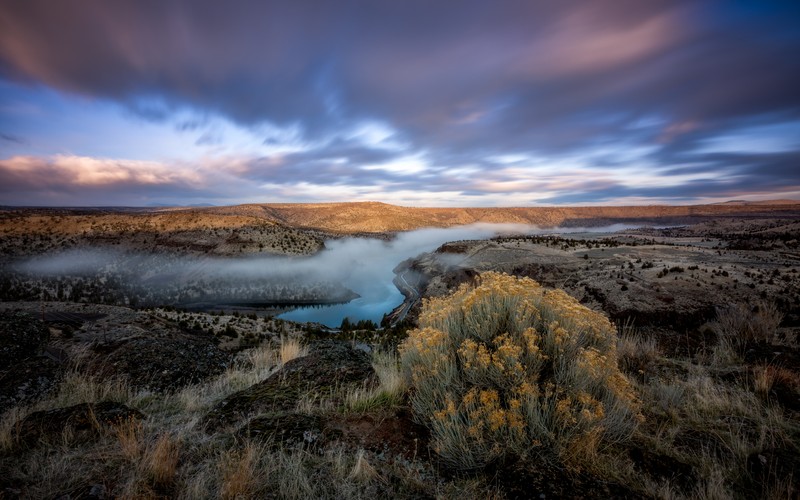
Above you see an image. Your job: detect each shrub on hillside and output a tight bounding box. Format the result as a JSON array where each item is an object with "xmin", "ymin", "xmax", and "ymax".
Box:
[{"xmin": 399, "ymin": 272, "xmax": 641, "ymax": 470}]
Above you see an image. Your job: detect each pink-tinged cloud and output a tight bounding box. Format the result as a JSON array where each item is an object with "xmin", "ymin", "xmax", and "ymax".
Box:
[
  {"xmin": 658, "ymin": 121, "xmax": 702, "ymax": 144},
  {"xmin": 0, "ymin": 155, "xmax": 202, "ymax": 188},
  {"xmin": 0, "ymin": 155, "xmax": 234, "ymax": 206},
  {"xmin": 521, "ymin": 6, "xmax": 681, "ymax": 79}
]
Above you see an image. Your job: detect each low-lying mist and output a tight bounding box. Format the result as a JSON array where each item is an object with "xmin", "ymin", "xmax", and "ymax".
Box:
[{"xmin": 14, "ymin": 223, "xmax": 635, "ymax": 326}]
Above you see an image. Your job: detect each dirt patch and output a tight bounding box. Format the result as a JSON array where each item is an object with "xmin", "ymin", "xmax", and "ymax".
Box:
[
  {"xmin": 327, "ymin": 407, "xmax": 429, "ymax": 459},
  {"xmin": 237, "ymin": 411, "xmax": 339, "ymax": 449}
]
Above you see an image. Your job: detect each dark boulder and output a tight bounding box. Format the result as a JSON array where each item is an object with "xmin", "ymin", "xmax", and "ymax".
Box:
[
  {"xmin": 15, "ymin": 401, "xmax": 144, "ymax": 446},
  {"xmin": 88, "ymin": 334, "xmax": 229, "ymax": 392},
  {"xmin": 204, "ymin": 341, "xmax": 374, "ymax": 429},
  {"xmin": 0, "ymin": 355, "xmax": 62, "ymax": 413},
  {"xmin": 0, "ymin": 312, "xmax": 50, "ymax": 370},
  {"xmin": 275, "ymin": 341, "xmax": 374, "ymax": 388}
]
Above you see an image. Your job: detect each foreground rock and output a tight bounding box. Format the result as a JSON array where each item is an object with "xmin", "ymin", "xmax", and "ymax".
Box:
[
  {"xmin": 0, "ymin": 312, "xmax": 63, "ymax": 412},
  {"xmin": 0, "ymin": 356, "xmax": 62, "ymax": 413},
  {"xmin": 204, "ymin": 341, "xmax": 374, "ymax": 429},
  {"xmin": 15, "ymin": 401, "xmax": 144, "ymax": 446}
]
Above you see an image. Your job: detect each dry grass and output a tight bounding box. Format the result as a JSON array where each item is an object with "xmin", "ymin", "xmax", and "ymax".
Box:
[
  {"xmin": 344, "ymin": 349, "xmax": 406, "ymax": 413},
  {"xmin": 184, "ymin": 441, "xmax": 456, "ymax": 499},
  {"xmin": 114, "ymin": 417, "xmax": 144, "ymax": 461},
  {"xmin": 243, "ymin": 342, "xmax": 279, "ymax": 370},
  {"xmin": 280, "ymin": 336, "xmax": 308, "ymax": 365},
  {"xmin": 348, "ymin": 448, "xmax": 381, "ymax": 483},
  {"xmin": 617, "ymin": 326, "xmax": 661, "ymax": 375},
  {"xmin": 144, "ymin": 433, "xmax": 180, "ymax": 487},
  {"xmin": 174, "ymin": 339, "xmax": 299, "ymax": 414},
  {"xmin": 220, "ymin": 442, "xmax": 265, "ymax": 499},
  {"xmin": 0, "ymin": 406, "xmax": 25, "ymax": 453},
  {"xmin": 50, "ymin": 370, "xmax": 134, "ymax": 408},
  {"xmin": 711, "ymin": 301, "xmax": 783, "ymax": 356},
  {"xmin": 621, "ymin": 362, "xmax": 800, "ymax": 499},
  {"xmin": 753, "ymin": 365, "xmax": 780, "ymax": 397},
  {"xmin": 710, "ymin": 338, "xmax": 740, "ymax": 367}
]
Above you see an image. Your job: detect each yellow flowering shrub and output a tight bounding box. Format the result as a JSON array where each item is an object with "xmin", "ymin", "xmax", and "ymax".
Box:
[{"xmin": 399, "ymin": 272, "xmax": 641, "ymax": 470}]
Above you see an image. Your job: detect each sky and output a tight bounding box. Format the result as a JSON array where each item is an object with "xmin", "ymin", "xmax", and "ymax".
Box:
[{"xmin": 1, "ymin": 0, "xmax": 799, "ymax": 207}]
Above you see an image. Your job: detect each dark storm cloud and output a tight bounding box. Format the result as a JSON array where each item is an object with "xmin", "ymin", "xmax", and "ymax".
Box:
[
  {"xmin": 0, "ymin": 1, "xmax": 346, "ymax": 134},
  {"xmin": 1, "ymin": 0, "xmax": 799, "ymax": 203}
]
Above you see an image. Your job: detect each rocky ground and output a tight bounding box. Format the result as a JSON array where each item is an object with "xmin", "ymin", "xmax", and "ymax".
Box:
[
  {"xmin": 0, "ymin": 305, "xmax": 442, "ymax": 499},
  {"xmin": 389, "ymin": 217, "xmax": 800, "ymax": 355}
]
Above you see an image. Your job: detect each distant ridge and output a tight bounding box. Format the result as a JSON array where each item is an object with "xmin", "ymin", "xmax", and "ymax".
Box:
[
  {"xmin": 182, "ymin": 200, "xmax": 800, "ymax": 233},
  {"xmin": 148, "ymin": 203, "xmax": 216, "ymax": 208},
  {"xmin": 711, "ymin": 199, "xmax": 800, "ymax": 206},
  {"xmin": 3, "ymin": 200, "xmax": 799, "ymax": 236}
]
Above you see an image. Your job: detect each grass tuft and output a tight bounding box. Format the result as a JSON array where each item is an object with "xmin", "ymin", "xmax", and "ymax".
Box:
[
  {"xmin": 344, "ymin": 349, "xmax": 406, "ymax": 413},
  {"xmin": 220, "ymin": 441, "xmax": 265, "ymax": 499},
  {"xmin": 144, "ymin": 433, "xmax": 180, "ymax": 487},
  {"xmin": 280, "ymin": 336, "xmax": 308, "ymax": 365},
  {"xmin": 711, "ymin": 301, "xmax": 782, "ymax": 356}
]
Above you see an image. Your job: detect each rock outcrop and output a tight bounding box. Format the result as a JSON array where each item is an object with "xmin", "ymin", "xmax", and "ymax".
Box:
[
  {"xmin": 88, "ymin": 334, "xmax": 230, "ymax": 391},
  {"xmin": 0, "ymin": 312, "xmax": 50, "ymax": 370},
  {"xmin": 0, "ymin": 312, "xmax": 63, "ymax": 412},
  {"xmin": 15, "ymin": 401, "xmax": 144, "ymax": 446}
]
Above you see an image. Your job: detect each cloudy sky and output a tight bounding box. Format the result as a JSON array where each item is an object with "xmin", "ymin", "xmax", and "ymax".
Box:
[{"xmin": 1, "ymin": 0, "xmax": 799, "ymax": 207}]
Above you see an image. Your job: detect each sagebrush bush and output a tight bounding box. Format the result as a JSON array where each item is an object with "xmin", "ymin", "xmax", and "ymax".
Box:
[{"xmin": 399, "ymin": 272, "xmax": 641, "ymax": 470}]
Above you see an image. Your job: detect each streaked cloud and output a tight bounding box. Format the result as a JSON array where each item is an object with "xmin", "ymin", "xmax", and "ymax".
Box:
[{"xmin": 0, "ymin": 0, "xmax": 799, "ymax": 206}]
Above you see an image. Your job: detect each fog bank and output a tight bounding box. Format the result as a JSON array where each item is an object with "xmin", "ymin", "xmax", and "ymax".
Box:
[{"xmin": 16, "ymin": 223, "xmax": 636, "ymax": 326}]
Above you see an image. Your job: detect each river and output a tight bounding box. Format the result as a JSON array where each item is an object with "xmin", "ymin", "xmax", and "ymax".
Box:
[{"xmin": 278, "ymin": 223, "xmax": 634, "ymax": 327}]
